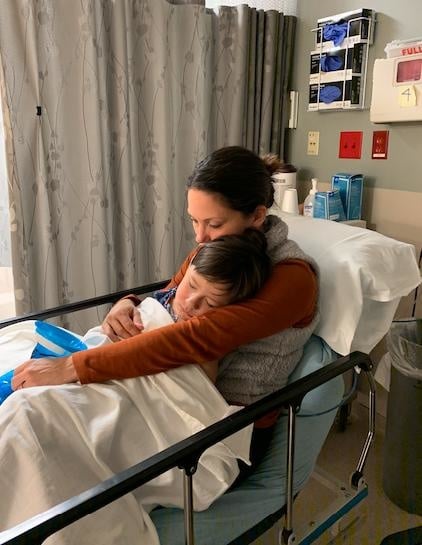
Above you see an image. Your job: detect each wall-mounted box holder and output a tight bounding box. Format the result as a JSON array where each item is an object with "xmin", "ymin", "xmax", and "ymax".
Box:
[
  {"xmin": 309, "ymin": 9, "xmax": 375, "ymax": 112},
  {"xmin": 309, "ymin": 77, "xmax": 362, "ymax": 111},
  {"xmin": 310, "ymin": 69, "xmax": 360, "ymax": 84},
  {"xmin": 313, "ymin": 8, "xmax": 375, "ymax": 52},
  {"xmin": 310, "ymin": 43, "xmax": 366, "ymax": 77}
]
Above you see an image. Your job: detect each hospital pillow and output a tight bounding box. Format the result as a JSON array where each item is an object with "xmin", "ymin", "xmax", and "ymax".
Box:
[{"xmin": 279, "ymin": 213, "xmax": 421, "ymax": 356}]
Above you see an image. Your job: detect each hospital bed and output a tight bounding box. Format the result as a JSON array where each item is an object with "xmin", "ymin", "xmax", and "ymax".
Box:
[{"xmin": 0, "ymin": 213, "xmax": 420, "ymax": 545}]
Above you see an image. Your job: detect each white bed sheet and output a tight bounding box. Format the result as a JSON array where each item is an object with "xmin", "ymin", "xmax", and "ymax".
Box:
[{"xmin": 0, "ymin": 298, "xmax": 252, "ymax": 545}]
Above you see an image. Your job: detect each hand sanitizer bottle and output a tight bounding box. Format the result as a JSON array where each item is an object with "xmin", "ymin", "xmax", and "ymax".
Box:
[{"xmin": 303, "ymin": 178, "xmax": 318, "ymax": 217}]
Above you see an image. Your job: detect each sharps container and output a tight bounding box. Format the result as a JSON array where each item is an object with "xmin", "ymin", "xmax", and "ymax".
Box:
[{"xmin": 382, "ymin": 319, "xmax": 422, "ymax": 515}]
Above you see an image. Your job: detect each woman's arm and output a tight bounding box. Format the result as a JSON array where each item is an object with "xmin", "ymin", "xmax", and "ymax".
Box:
[{"xmin": 73, "ymin": 259, "xmax": 318, "ymax": 383}]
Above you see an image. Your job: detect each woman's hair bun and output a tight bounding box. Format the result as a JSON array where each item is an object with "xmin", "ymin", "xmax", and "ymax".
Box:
[{"xmin": 261, "ymin": 153, "xmax": 282, "ymax": 176}]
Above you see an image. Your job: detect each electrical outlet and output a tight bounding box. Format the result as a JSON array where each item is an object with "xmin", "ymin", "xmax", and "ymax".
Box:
[
  {"xmin": 307, "ymin": 131, "xmax": 320, "ymax": 156},
  {"xmin": 339, "ymin": 131, "xmax": 362, "ymax": 159},
  {"xmin": 372, "ymin": 130, "xmax": 389, "ymax": 159}
]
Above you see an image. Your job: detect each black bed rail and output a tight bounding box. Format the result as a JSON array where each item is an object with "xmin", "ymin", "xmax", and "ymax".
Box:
[
  {"xmin": 0, "ymin": 351, "xmax": 373, "ymax": 545},
  {"xmin": 0, "ymin": 280, "xmax": 170, "ymax": 328}
]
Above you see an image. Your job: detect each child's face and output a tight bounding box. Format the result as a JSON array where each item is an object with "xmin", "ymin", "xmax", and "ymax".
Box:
[{"xmin": 172, "ymin": 265, "xmax": 231, "ymax": 321}]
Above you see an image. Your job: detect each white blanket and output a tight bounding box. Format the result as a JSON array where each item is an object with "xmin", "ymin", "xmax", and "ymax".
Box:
[{"xmin": 0, "ymin": 298, "xmax": 252, "ymax": 545}]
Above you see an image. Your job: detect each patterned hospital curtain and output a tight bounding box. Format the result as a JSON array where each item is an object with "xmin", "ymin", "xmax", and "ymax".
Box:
[
  {"xmin": 0, "ymin": 0, "xmax": 296, "ymax": 330},
  {"xmin": 209, "ymin": 5, "xmax": 295, "ymax": 156}
]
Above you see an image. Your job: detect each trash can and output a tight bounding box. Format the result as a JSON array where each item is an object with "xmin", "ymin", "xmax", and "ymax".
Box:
[{"xmin": 382, "ymin": 319, "xmax": 422, "ymax": 515}]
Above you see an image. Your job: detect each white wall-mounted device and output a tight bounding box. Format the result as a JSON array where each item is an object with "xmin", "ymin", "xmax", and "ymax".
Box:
[
  {"xmin": 288, "ymin": 90, "xmax": 299, "ymax": 129},
  {"xmin": 370, "ymin": 52, "xmax": 422, "ymax": 123}
]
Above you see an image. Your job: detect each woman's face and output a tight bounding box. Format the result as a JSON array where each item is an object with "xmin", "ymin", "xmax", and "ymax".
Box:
[
  {"xmin": 187, "ymin": 188, "xmax": 266, "ymax": 243},
  {"xmin": 172, "ymin": 265, "xmax": 231, "ymax": 320}
]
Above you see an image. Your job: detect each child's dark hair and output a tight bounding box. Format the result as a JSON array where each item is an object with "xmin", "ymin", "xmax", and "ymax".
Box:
[
  {"xmin": 187, "ymin": 146, "xmax": 282, "ymax": 213},
  {"xmin": 191, "ymin": 229, "xmax": 271, "ymax": 303}
]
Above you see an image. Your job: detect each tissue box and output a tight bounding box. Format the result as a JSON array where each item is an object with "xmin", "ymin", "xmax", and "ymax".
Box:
[
  {"xmin": 332, "ymin": 173, "xmax": 363, "ymax": 220},
  {"xmin": 313, "ymin": 190, "xmax": 346, "ymax": 221}
]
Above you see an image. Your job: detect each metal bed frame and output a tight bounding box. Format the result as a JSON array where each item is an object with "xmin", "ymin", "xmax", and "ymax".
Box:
[{"xmin": 0, "ymin": 282, "xmax": 376, "ymax": 545}]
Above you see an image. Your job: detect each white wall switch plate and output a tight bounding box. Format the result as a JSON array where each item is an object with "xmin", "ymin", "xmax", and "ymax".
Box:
[{"xmin": 307, "ymin": 131, "xmax": 320, "ymax": 155}]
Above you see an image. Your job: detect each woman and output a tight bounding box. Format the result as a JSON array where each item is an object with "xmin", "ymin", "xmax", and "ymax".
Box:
[{"xmin": 13, "ymin": 146, "xmax": 319, "ymax": 470}]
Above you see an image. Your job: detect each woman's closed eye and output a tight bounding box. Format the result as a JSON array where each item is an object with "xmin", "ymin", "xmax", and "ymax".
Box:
[{"xmin": 189, "ymin": 216, "xmax": 223, "ymax": 230}]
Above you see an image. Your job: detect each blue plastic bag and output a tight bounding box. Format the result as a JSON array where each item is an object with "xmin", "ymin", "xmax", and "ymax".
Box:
[
  {"xmin": 0, "ymin": 321, "xmax": 88, "ymax": 405},
  {"xmin": 0, "ymin": 370, "xmax": 14, "ymax": 404}
]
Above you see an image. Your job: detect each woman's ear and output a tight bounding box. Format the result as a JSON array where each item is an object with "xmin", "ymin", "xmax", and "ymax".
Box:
[{"xmin": 251, "ymin": 205, "xmax": 268, "ymax": 228}]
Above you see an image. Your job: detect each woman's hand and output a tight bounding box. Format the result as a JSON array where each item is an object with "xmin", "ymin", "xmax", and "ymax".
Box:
[
  {"xmin": 102, "ymin": 298, "xmax": 144, "ymax": 341},
  {"xmin": 12, "ymin": 356, "xmax": 78, "ymax": 390}
]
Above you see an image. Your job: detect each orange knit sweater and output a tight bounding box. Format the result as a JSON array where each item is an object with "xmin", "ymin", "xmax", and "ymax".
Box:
[{"xmin": 73, "ymin": 255, "xmax": 317, "ymax": 389}]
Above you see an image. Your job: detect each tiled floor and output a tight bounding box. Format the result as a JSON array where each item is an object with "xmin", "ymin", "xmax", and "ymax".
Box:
[{"xmin": 252, "ymin": 400, "xmax": 422, "ymax": 545}]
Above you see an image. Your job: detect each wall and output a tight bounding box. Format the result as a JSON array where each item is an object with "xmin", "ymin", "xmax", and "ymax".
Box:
[
  {"xmin": 288, "ymin": 1, "xmax": 422, "ymax": 413},
  {"xmin": 289, "ymin": 0, "xmax": 421, "ymax": 308}
]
